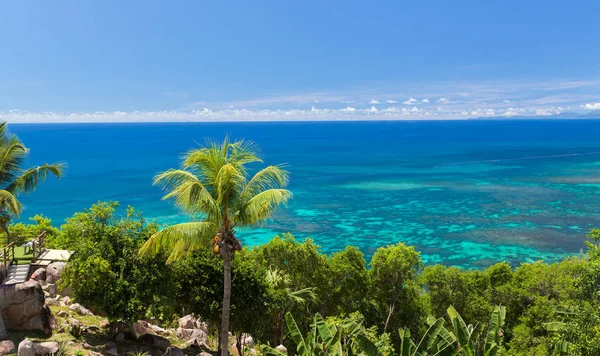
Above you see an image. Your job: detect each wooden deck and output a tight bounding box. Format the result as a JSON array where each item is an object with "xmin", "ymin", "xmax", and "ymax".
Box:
[{"xmin": 35, "ymin": 249, "xmax": 72, "ymax": 262}]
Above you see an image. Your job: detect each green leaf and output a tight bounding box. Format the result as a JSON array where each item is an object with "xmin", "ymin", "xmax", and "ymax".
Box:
[{"xmin": 286, "ymin": 312, "xmax": 307, "ymax": 356}]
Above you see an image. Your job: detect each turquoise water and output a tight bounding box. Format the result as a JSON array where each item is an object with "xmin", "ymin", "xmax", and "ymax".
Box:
[{"xmin": 12, "ymin": 120, "xmax": 600, "ymax": 268}]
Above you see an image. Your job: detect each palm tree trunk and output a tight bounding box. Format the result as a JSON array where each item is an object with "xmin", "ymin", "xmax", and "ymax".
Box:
[
  {"xmin": 384, "ymin": 300, "xmax": 395, "ymax": 333},
  {"xmin": 221, "ymin": 249, "xmax": 232, "ymax": 356}
]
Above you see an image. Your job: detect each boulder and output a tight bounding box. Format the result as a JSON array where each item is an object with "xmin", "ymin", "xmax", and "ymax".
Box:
[
  {"xmin": 166, "ymin": 346, "xmax": 185, "ymax": 356},
  {"xmin": 17, "ymin": 339, "xmax": 34, "ymax": 356},
  {"xmin": 99, "ymin": 319, "xmax": 110, "ymax": 329},
  {"xmin": 68, "ymin": 303, "xmax": 90, "ymax": 316},
  {"xmin": 0, "ymin": 281, "xmax": 53, "ymax": 333},
  {"xmin": 138, "ymin": 333, "xmax": 170, "ymax": 351},
  {"xmin": 33, "ymin": 341, "xmax": 59, "ymax": 355},
  {"xmin": 45, "ymin": 262, "xmax": 65, "ymax": 284},
  {"xmin": 29, "ymin": 268, "xmax": 46, "ymax": 282},
  {"xmin": 275, "ymin": 345, "xmax": 287, "ymax": 354},
  {"xmin": 61, "ymin": 296, "xmax": 71, "ymax": 305},
  {"xmin": 195, "ymin": 353, "xmax": 212, "ymax": 356},
  {"xmin": 131, "ymin": 321, "xmax": 155, "ymax": 340},
  {"xmin": 114, "ymin": 331, "xmax": 125, "ymax": 342},
  {"xmin": 179, "ymin": 314, "xmax": 196, "ymax": 329},
  {"xmin": 0, "ymin": 340, "xmax": 15, "ymax": 355},
  {"xmin": 69, "ymin": 318, "xmax": 81, "ymax": 337},
  {"xmin": 103, "ymin": 341, "xmax": 118, "ymax": 356},
  {"xmin": 56, "ymin": 310, "xmax": 68, "ymax": 317},
  {"xmin": 176, "ymin": 327, "xmax": 207, "ymax": 343},
  {"xmin": 147, "ymin": 322, "xmax": 167, "ymax": 335}
]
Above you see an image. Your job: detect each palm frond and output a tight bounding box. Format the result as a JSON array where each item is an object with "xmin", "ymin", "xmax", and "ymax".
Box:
[
  {"xmin": 237, "ymin": 189, "xmax": 292, "ymax": 225},
  {"xmin": 6, "ymin": 162, "xmax": 65, "ymax": 195},
  {"xmin": 0, "ymin": 140, "xmax": 28, "ymax": 186},
  {"xmin": 155, "ymin": 169, "xmax": 220, "ymax": 219},
  {"xmin": 240, "ymin": 165, "xmax": 289, "ymax": 199},
  {"xmin": 288, "ymin": 287, "xmax": 317, "ymax": 305},
  {"xmin": 227, "ymin": 139, "xmax": 262, "ymax": 166},
  {"xmin": 215, "ymin": 163, "xmax": 245, "ymax": 206},
  {"xmin": 138, "ymin": 222, "xmax": 218, "ymax": 263},
  {"xmin": 0, "ymin": 189, "xmax": 22, "ymax": 217}
]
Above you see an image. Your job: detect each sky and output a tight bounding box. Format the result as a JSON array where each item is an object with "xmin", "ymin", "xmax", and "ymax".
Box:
[{"xmin": 0, "ymin": 0, "xmax": 599, "ymax": 122}]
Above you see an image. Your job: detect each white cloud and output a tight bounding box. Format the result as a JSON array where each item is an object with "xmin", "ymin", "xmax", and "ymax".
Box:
[
  {"xmin": 403, "ymin": 98, "xmax": 418, "ymax": 105},
  {"xmin": 341, "ymin": 107, "xmax": 356, "ymax": 112},
  {"xmin": 385, "ymin": 100, "xmax": 398, "ymax": 104},
  {"xmin": 582, "ymin": 102, "xmax": 600, "ymax": 110},
  {"xmin": 369, "ymin": 106, "xmax": 378, "ymax": 112},
  {"xmin": 422, "ymin": 99, "xmax": 430, "ymax": 103},
  {"xmin": 369, "ymin": 99, "xmax": 381, "ymax": 104},
  {"xmin": 437, "ymin": 98, "xmax": 449, "ymax": 104},
  {"xmin": 503, "ymin": 100, "xmax": 510, "ymax": 103}
]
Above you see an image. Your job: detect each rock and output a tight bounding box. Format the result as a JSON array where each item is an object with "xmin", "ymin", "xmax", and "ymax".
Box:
[
  {"xmin": 44, "ymin": 297, "xmax": 59, "ymax": 306},
  {"xmin": 0, "ymin": 340, "xmax": 15, "ymax": 355},
  {"xmin": 69, "ymin": 318, "xmax": 81, "ymax": 337},
  {"xmin": 61, "ymin": 296, "xmax": 71, "ymax": 305},
  {"xmin": 131, "ymin": 321, "xmax": 155, "ymax": 340},
  {"xmin": 0, "ymin": 314, "xmax": 6, "ymax": 340},
  {"xmin": 240, "ymin": 333, "xmax": 254, "ymax": 348},
  {"xmin": 275, "ymin": 345, "xmax": 287, "ymax": 354},
  {"xmin": 99, "ymin": 319, "xmax": 110, "ymax": 328},
  {"xmin": 195, "ymin": 353, "xmax": 212, "ymax": 356},
  {"xmin": 138, "ymin": 333, "xmax": 170, "ymax": 351},
  {"xmin": 29, "ymin": 268, "xmax": 46, "ymax": 282},
  {"xmin": 179, "ymin": 314, "xmax": 196, "ymax": 329},
  {"xmin": 45, "ymin": 262, "xmax": 65, "ymax": 284},
  {"xmin": 69, "ymin": 303, "xmax": 90, "ymax": 316},
  {"xmin": 176, "ymin": 327, "xmax": 207, "ymax": 343},
  {"xmin": 56, "ymin": 310, "xmax": 68, "ymax": 317},
  {"xmin": 103, "ymin": 342, "xmax": 118, "ymax": 356},
  {"xmin": 82, "ymin": 342, "xmax": 92, "ymax": 349},
  {"xmin": 166, "ymin": 346, "xmax": 185, "ymax": 356},
  {"xmin": 148, "ymin": 322, "xmax": 167, "ymax": 335},
  {"xmin": 114, "ymin": 331, "xmax": 125, "ymax": 342},
  {"xmin": 17, "ymin": 339, "xmax": 34, "ymax": 356},
  {"xmin": 46, "ymin": 284, "xmax": 57, "ymax": 296},
  {"xmin": 0, "ymin": 281, "xmax": 53, "ymax": 334},
  {"xmin": 33, "ymin": 341, "xmax": 59, "ymax": 355}
]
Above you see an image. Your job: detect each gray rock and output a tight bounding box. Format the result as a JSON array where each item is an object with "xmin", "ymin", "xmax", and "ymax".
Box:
[
  {"xmin": 176, "ymin": 327, "xmax": 207, "ymax": 342},
  {"xmin": 45, "ymin": 262, "xmax": 65, "ymax": 284},
  {"xmin": 68, "ymin": 303, "xmax": 90, "ymax": 316},
  {"xmin": 114, "ymin": 331, "xmax": 125, "ymax": 342},
  {"xmin": 33, "ymin": 341, "xmax": 59, "ymax": 355},
  {"xmin": 0, "ymin": 340, "xmax": 15, "ymax": 355},
  {"xmin": 17, "ymin": 338, "xmax": 34, "ymax": 356},
  {"xmin": 131, "ymin": 321, "xmax": 155, "ymax": 340},
  {"xmin": 104, "ymin": 341, "xmax": 118, "ymax": 356},
  {"xmin": 46, "ymin": 283, "xmax": 57, "ymax": 296},
  {"xmin": 61, "ymin": 296, "xmax": 71, "ymax": 305},
  {"xmin": 240, "ymin": 333, "xmax": 254, "ymax": 348},
  {"xmin": 0, "ymin": 281, "xmax": 53, "ymax": 334},
  {"xmin": 178, "ymin": 314, "xmax": 196, "ymax": 329}
]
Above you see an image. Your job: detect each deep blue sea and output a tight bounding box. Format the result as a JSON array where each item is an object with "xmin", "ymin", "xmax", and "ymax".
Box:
[{"xmin": 11, "ymin": 120, "xmax": 600, "ymax": 268}]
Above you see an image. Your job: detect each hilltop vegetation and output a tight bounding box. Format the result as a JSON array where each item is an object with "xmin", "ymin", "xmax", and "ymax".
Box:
[{"xmin": 12, "ymin": 202, "xmax": 600, "ymax": 355}]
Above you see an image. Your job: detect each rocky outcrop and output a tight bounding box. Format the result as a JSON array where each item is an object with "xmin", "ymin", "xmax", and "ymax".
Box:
[
  {"xmin": 275, "ymin": 345, "xmax": 288, "ymax": 354},
  {"xmin": 0, "ymin": 281, "xmax": 53, "ymax": 333},
  {"xmin": 131, "ymin": 321, "xmax": 155, "ymax": 340},
  {"xmin": 0, "ymin": 340, "xmax": 15, "ymax": 355},
  {"xmin": 68, "ymin": 303, "xmax": 90, "ymax": 316},
  {"xmin": 45, "ymin": 262, "xmax": 65, "ymax": 284}
]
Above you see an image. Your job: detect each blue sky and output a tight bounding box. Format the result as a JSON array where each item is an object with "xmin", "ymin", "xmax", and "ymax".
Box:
[{"xmin": 0, "ymin": 0, "xmax": 599, "ymax": 122}]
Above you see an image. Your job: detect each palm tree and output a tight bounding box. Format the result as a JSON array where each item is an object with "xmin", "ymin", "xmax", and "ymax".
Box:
[
  {"xmin": 0, "ymin": 122, "xmax": 64, "ymax": 242},
  {"xmin": 139, "ymin": 138, "xmax": 292, "ymax": 356}
]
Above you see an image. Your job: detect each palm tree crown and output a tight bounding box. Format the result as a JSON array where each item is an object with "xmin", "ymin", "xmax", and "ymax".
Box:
[
  {"xmin": 0, "ymin": 122, "xmax": 65, "ymax": 238},
  {"xmin": 140, "ymin": 137, "xmax": 292, "ymax": 261}
]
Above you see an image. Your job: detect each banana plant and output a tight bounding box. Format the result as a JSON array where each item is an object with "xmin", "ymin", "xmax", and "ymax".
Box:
[
  {"xmin": 446, "ymin": 305, "xmax": 506, "ymax": 356},
  {"xmin": 398, "ymin": 317, "xmax": 457, "ymax": 356},
  {"xmin": 264, "ymin": 312, "xmax": 379, "ymax": 356}
]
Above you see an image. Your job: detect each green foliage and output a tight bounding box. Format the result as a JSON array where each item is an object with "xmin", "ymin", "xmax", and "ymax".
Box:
[
  {"xmin": 0, "ymin": 122, "xmax": 64, "ymax": 238},
  {"xmin": 264, "ymin": 311, "xmax": 379, "ymax": 356},
  {"xmin": 61, "ymin": 201, "xmax": 177, "ymax": 322},
  {"xmin": 8, "ymin": 214, "xmax": 59, "ymax": 245}
]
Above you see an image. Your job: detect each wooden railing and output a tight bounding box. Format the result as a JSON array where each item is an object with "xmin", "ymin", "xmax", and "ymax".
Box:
[
  {"xmin": 1, "ymin": 242, "xmax": 15, "ymax": 267},
  {"xmin": 31, "ymin": 231, "xmax": 46, "ymax": 260}
]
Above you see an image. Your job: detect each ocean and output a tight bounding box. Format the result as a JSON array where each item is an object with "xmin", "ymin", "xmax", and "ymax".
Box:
[{"xmin": 11, "ymin": 120, "xmax": 600, "ymax": 268}]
